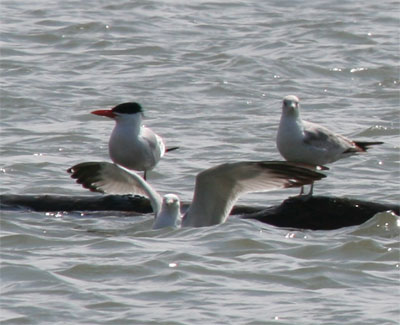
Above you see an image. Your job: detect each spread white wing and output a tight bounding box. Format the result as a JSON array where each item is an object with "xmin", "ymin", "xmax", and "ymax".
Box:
[
  {"xmin": 182, "ymin": 161, "xmax": 326, "ymax": 227},
  {"xmin": 68, "ymin": 162, "xmax": 162, "ymax": 215}
]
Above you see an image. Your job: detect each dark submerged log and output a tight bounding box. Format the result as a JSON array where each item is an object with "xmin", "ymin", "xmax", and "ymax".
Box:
[
  {"xmin": 0, "ymin": 194, "xmax": 152, "ymax": 214},
  {"xmin": 1, "ymin": 194, "xmax": 398, "ymax": 230},
  {"xmin": 242, "ymin": 196, "xmax": 399, "ymax": 230}
]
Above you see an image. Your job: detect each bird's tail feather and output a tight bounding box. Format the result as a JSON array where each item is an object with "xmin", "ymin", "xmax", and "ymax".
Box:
[
  {"xmin": 166, "ymin": 146, "xmax": 179, "ymax": 153},
  {"xmin": 354, "ymin": 141, "xmax": 383, "ymax": 152}
]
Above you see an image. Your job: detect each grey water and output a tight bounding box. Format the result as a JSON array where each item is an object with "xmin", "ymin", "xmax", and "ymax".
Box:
[{"xmin": 1, "ymin": 0, "xmax": 399, "ymax": 324}]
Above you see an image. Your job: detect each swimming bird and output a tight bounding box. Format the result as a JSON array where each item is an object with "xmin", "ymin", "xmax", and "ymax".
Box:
[
  {"xmin": 91, "ymin": 102, "xmax": 178, "ymax": 180},
  {"xmin": 67, "ymin": 160, "xmax": 326, "ymax": 229},
  {"xmin": 276, "ymin": 95, "xmax": 383, "ymax": 194}
]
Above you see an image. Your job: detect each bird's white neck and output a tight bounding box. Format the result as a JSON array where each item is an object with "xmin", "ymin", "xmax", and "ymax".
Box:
[
  {"xmin": 280, "ymin": 107, "xmax": 303, "ymax": 131},
  {"xmin": 153, "ymin": 205, "xmax": 181, "ymax": 229},
  {"xmin": 114, "ymin": 114, "xmax": 143, "ymax": 137}
]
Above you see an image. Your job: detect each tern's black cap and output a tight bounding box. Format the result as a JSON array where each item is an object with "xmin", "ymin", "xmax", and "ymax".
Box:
[{"xmin": 112, "ymin": 102, "xmax": 143, "ymax": 114}]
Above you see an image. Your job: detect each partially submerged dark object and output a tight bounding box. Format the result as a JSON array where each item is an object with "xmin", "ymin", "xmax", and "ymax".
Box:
[
  {"xmin": 1, "ymin": 194, "xmax": 152, "ymax": 214},
  {"xmin": 1, "ymin": 194, "xmax": 398, "ymax": 230},
  {"xmin": 242, "ymin": 195, "xmax": 399, "ymax": 230}
]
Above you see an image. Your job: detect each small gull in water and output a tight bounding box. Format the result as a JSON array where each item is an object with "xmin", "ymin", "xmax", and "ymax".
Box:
[
  {"xmin": 276, "ymin": 95, "xmax": 383, "ymax": 194},
  {"xmin": 91, "ymin": 102, "xmax": 178, "ymax": 180},
  {"xmin": 68, "ymin": 161, "xmax": 326, "ymax": 229}
]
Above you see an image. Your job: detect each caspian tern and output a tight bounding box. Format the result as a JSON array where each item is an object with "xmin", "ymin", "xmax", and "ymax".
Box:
[
  {"xmin": 91, "ymin": 102, "xmax": 178, "ymax": 180},
  {"xmin": 276, "ymin": 95, "xmax": 383, "ymax": 195},
  {"xmin": 67, "ymin": 161, "xmax": 326, "ymax": 229}
]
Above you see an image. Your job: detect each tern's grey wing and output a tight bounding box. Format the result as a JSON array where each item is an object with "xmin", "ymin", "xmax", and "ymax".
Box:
[
  {"xmin": 68, "ymin": 161, "xmax": 162, "ymax": 215},
  {"xmin": 141, "ymin": 127, "xmax": 165, "ymax": 160},
  {"xmin": 182, "ymin": 161, "xmax": 326, "ymax": 227}
]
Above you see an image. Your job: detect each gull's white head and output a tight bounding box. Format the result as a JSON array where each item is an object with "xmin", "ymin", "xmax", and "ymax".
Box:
[
  {"xmin": 152, "ymin": 194, "xmax": 181, "ymax": 229},
  {"xmin": 162, "ymin": 193, "xmax": 180, "ymax": 209},
  {"xmin": 282, "ymin": 95, "xmax": 300, "ymax": 116}
]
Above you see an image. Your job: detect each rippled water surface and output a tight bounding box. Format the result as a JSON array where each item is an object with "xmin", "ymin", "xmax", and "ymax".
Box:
[{"xmin": 1, "ymin": 0, "xmax": 399, "ymax": 324}]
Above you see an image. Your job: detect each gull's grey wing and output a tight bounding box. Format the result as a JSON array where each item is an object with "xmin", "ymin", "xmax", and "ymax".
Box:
[
  {"xmin": 302, "ymin": 121, "xmax": 355, "ymax": 152},
  {"xmin": 182, "ymin": 161, "xmax": 326, "ymax": 227},
  {"xmin": 67, "ymin": 162, "xmax": 162, "ymax": 215}
]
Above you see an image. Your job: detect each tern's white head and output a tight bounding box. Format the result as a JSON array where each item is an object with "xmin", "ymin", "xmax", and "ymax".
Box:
[
  {"xmin": 282, "ymin": 95, "xmax": 300, "ymax": 117},
  {"xmin": 91, "ymin": 102, "xmax": 144, "ymax": 129}
]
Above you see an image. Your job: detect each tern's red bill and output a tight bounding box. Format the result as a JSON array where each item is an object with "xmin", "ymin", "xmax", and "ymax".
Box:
[{"xmin": 91, "ymin": 109, "xmax": 116, "ymax": 118}]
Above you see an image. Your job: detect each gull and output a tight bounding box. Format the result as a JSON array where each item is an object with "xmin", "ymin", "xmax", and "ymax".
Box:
[
  {"xmin": 276, "ymin": 95, "xmax": 383, "ymax": 194},
  {"xmin": 67, "ymin": 161, "xmax": 326, "ymax": 229},
  {"xmin": 92, "ymin": 102, "xmax": 178, "ymax": 180}
]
